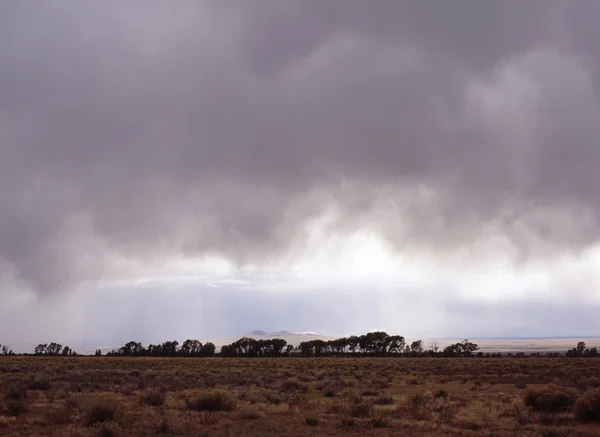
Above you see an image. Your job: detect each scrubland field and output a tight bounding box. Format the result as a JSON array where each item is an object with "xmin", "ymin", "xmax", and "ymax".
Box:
[{"xmin": 1, "ymin": 357, "xmax": 600, "ymax": 436}]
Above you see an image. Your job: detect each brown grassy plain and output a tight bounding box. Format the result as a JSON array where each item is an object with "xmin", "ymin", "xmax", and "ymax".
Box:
[{"xmin": 1, "ymin": 357, "xmax": 600, "ymax": 436}]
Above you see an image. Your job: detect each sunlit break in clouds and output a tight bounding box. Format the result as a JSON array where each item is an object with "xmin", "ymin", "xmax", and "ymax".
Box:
[{"xmin": 1, "ymin": 1, "xmax": 600, "ymax": 349}]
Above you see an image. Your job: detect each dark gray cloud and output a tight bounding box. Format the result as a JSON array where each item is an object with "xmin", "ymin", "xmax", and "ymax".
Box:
[{"xmin": 1, "ymin": 1, "xmax": 600, "ymax": 295}]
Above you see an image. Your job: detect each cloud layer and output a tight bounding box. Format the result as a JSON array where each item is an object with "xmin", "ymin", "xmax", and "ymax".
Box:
[{"xmin": 1, "ymin": 1, "xmax": 600, "ymax": 297}]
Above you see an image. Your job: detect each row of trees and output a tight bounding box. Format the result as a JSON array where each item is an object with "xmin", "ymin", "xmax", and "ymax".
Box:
[
  {"xmin": 95, "ymin": 338, "xmax": 600, "ymax": 359},
  {"xmin": 565, "ymin": 341, "xmax": 599, "ymax": 357},
  {"xmin": 33, "ymin": 343, "xmax": 77, "ymax": 356},
  {"xmin": 440, "ymin": 339, "xmax": 480, "ymax": 357},
  {"xmin": 100, "ymin": 333, "xmax": 475, "ymax": 358},
  {"xmin": 218, "ymin": 333, "xmax": 480, "ymax": 358},
  {"xmin": 296, "ymin": 335, "xmax": 480, "ymax": 357},
  {"xmin": 0, "ymin": 344, "xmax": 15, "ymax": 356},
  {"xmin": 0, "ymin": 338, "xmax": 596, "ymax": 358},
  {"xmin": 221, "ymin": 337, "xmax": 291, "ymax": 357},
  {"xmin": 105, "ymin": 339, "xmax": 216, "ymax": 357},
  {"xmin": 297, "ymin": 332, "xmax": 408, "ymax": 357}
]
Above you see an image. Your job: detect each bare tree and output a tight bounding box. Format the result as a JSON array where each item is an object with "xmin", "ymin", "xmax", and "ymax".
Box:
[{"xmin": 429, "ymin": 340, "xmax": 439, "ymax": 354}]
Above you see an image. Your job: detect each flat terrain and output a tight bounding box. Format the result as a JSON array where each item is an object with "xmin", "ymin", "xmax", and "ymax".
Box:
[
  {"xmin": 456, "ymin": 338, "xmax": 600, "ymax": 354},
  {"xmin": 1, "ymin": 357, "xmax": 600, "ymax": 436}
]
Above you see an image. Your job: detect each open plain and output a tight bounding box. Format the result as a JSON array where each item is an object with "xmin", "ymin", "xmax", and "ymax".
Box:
[{"xmin": 1, "ymin": 357, "xmax": 600, "ymax": 436}]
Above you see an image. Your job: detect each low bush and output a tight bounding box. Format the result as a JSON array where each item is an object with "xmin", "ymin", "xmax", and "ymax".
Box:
[
  {"xmin": 81, "ymin": 395, "xmax": 123, "ymax": 426},
  {"xmin": 409, "ymin": 393, "xmax": 427, "ymax": 407},
  {"xmin": 91, "ymin": 420, "xmax": 121, "ymax": 437},
  {"xmin": 369, "ymin": 416, "xmax": 390, "ymax": 428},
  {"xmin": 405, "ymin": 393, "xmax": 431, "ymax": 420},
  {"xmin": 185, "ymin": 390, "xmax": 236, "ymax": 412},
  {"xmin": 434, "ymin": 389, "xmax": 449, "ymax": 399},
  {"xmin": 265, "ymin": 393, "xmax": 282, "ymax": 405},
  {"xmin": 374, "ymin": 395, "xmax": 394, "ymax": 405},
  {"xmin": 305, "ymin": 415, "xmax": 319, "ymax": 426},
  {"xmin": 281, "ymin": 378, "xmax": 308, "ymax": 393},
  {"xmin": 141, "ymin": 387, "xmax": 166, "ymax": 406},
  {"xmin": 4, "ymin": 383, "xmax": 26, "ymax": 401},
  {"xmin": 523, "ymin": 385, "xmax": 577, "ymax": 413},
  {"xmin": 27, "ymin": 378, "xmax": 51, "ymax": 391},
  {"xmin": 340, "ymin": 418, "xmax": 355, "ymax": 428},
  {"xmin": 3, "ymin": 399, "xmax": 29, "ymax": 416},
  {"xmin": 350, "ymin": 402, "xmax": 372, "ymax": 418},
  {"xmin": 574, "ymin": 388, "xmax": 600, "ymax": 422}
]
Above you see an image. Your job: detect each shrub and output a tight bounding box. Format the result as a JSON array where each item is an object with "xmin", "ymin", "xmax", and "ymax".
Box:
[
  {"xmin": 574, "ymin": 388, "xmax": 600, "ymax": 422},
  {"xmin": 340, "ymin": 418, "xmax": 355, "ymax": 428},
  {"xmin": 240, "ymin": 407, "xmax": 263, "ymax": 420},
  {"xmin": 141, "ymin": 387, "xmax": 166, "ymax": 406},
  {"xmin": 28, "ymin": 378, "xmax": 51, "ymax": 391},
  {"xmin": 305, "ymin": 415, "xmax": 319, "ymax": 426},
  {"xmin": 523, "ymin": 385, "xmax": 576, "ymax": 413},
  {"xmin": 409, "ymin": 393, "xmax": 427, "ymax": 407},
  {"xmin": 91, "ymin": 420, "xmax": 121, "ymax": 437},
  {"xmin": 47, "ymin": 398, "xmax": 77, "ymax": 425},
  {"xmin": 541, "ymin": 431, "xmax": 571, "ymax": 437},
  {"xmin": 453, "ymin": 412, "xmax": 483, "ymax": 430},
  {"xmin": 137, "ymin": 376, "xmax": 148, "ymax": 390},
  {"xmin": 350, "ymin": 402, "xmax": 372, "ymax": 418},
  {"xmin": 81, "ymin": 395, "xmax": 122, "ymax": 426},
  {"xmin": 185, "ymin": 390, "xmax": 236, "ymax": 412},
  {"xmin": 434, "ymin": 389, "xmax": 448, "ymax": 399},
  {"xmin": 148, "ymin": 412, "xmax": 169, "ymax": 433},
  {"xmin": 438, "ymin": 402, "xmax": 456, "ymax": 423},
  {"xmin": 510, "ymin": 399, "xmax": 530, "ymax": 425},
  {"xmin": 406, "ymin": 393, "xmax": 431, "ymax": 420},
  {"xmin": 369, "ymin": 416, "xmax": 390, "ymax": 428},
  {"xmin": 374, "ymin": 395, "xmax": 394, "ymax": 405},
  {"xmin": 281, "ymin": 378, "xmax": 308, "ymax": 393},
  {"xmin": 3, "ymin": 399, "xmax": 29, "ymax": 416},
  {"xmin": 323, "ymin": 390, "xmax": 335, "ymax": 398},
  {"xmin": 4, "ymin": 383, "xmax": 26, "ymax": 401},
  {"xmin": 265, "ymin": 393, "xmax": 282, "ymax": 405},
  {"xmin": 298, "ymin": 374, "xmax": 312, "ymax": 383},
  {"xmin": 586, "ymin": 377, "xmax": 600, "ymax": 389}
]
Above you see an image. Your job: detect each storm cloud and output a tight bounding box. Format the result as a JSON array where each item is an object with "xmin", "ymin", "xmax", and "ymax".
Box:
[{"xmin": 1, "ymin": 0, "xmax": 600, "ymax": 298}]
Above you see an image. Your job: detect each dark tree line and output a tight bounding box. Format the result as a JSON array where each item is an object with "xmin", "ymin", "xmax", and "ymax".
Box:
[
  {"xmin": 220, "ymin": 333, "xmax": 480, "ymax": 358},
  {"xmin": 0, "ymin": 334, "xmax": 481, "ymax": 358},
  {"xmin": 440, "ymin": 339, "xmax": 480, "ymax": 357},
  {"xmin": 0, "ymin": 344, "xmax": 14, "ymax": 356},
  {"xmin": 0, "ymin": 337, "xmax": 597, "ymax": 358},
  {"xmin": 220, "ymin": 337, "xmax": 291, "ymax": 357},
  {"xmin": 105, "ymin": 339, "xmax": 216, "ymax": 357},
  {"xmin": 297, "ymin": 332, "xmax": 406, "ymax": 357},
  {"xmin": 565, "ymin": 341, "xmax": 599, "ymax": 357},
  {"xmin": 33, "ymin": 343, "xmax": 77, "ymax": 356}
]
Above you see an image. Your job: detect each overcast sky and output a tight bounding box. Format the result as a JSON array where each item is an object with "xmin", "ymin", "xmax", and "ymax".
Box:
[{"xmin": 1, "ymin": 1, "xmax": 600, "ymax": 350}]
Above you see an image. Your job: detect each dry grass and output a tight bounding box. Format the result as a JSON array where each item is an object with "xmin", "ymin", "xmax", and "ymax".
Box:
[{"xmin": 1, "ymin": 356, "xmax": 600, "ymax": 435}]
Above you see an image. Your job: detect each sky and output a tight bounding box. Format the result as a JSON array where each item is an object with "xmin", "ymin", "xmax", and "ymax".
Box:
[{"xmin": 1, "ymin": 1, "xmax": 600, "ymax": 350}]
